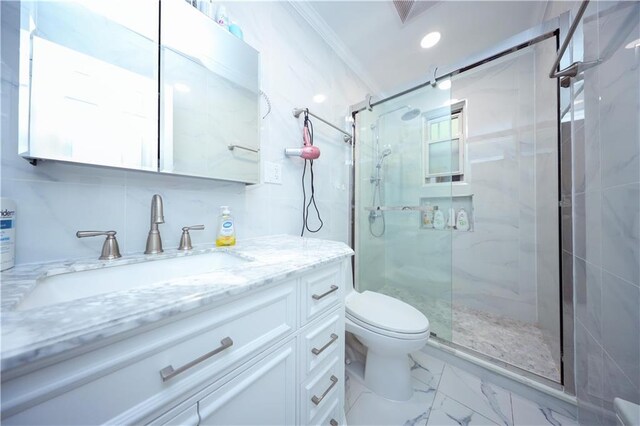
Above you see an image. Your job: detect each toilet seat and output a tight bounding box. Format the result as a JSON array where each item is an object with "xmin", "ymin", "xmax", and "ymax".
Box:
[{"xmin": 345, "ymin": 291, "xmax": 429, "ymax": 338}]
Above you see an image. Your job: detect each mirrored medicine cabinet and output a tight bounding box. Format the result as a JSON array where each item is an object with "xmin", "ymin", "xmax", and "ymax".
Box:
[{"xmin": 18, "ymin": 0, "xmax": 260, "ymax": 184}]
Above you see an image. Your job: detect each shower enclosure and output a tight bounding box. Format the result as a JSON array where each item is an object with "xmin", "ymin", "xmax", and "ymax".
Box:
[{"xmin": 353, "ymin": 21, "xmax": 567, "ymax": 385}]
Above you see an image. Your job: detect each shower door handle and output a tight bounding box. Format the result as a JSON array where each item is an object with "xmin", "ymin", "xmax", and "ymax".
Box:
[{"xmin": 312, "ymin": 285, "xmax": 338, "ymax": 300}]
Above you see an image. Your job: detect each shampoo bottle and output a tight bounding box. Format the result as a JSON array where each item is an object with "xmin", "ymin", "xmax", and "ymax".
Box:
[
  {"xmin": 456, "ymin": 209, "xmax": 470, "ymax": 231},
  {"xmin": 433, "ymin": 206, "xmax": 445, "ymax": 230},
  {"xmin": 215, "ymin": 206, "xmax": 236, "ymax": 246}
]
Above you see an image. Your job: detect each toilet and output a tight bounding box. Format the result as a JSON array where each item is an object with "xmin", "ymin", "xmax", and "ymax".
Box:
[{"xmin": 345, "ymin": 288, "xmax": 430, "ymax": 401}]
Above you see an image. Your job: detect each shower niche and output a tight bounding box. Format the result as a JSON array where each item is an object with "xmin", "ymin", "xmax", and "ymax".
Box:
[{"xmin": 419, "ymin": 195, "xmax": 474, "ymax": 231}]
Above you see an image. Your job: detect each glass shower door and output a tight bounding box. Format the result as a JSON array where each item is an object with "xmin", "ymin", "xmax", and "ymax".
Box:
[{"xmin": 354, "ymin": 83, "xmax": 454, "ymax": 340}]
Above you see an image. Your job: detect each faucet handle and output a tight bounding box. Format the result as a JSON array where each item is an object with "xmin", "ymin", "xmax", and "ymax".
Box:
[
  {"xmin": 178, "ymin": 225, "xmax": 205, "ymax": 251},
  {"xmin": 76, "ymin": 230, "xmax": 122, "ymax": 260}
]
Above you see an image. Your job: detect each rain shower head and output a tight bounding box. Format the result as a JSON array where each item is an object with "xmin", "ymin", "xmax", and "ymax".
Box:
[{"xmin": 401, "ymin": 108, "xmax": 421, "ymax": 121}]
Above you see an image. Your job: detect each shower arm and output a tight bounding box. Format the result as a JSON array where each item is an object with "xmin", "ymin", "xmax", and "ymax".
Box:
[{"xmin": 292, "ymin": 108, "xmax": 352, "ymax": 143}]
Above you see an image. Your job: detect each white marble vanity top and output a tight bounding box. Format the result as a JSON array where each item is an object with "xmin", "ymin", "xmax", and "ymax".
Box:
[{"xmin": 0, "ymin": 235, "xmax": 353, "ymax": 371}]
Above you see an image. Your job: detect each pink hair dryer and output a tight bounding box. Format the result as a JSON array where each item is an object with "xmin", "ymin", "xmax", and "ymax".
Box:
[{"xmin": 285, "ymin": 124, "xmax": 321, "ymax": 160}]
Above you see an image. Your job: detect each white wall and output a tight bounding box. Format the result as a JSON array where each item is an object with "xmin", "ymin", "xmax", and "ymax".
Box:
[{"xmin": 0, "ymin": 1, "xmax": 369, "ymax": 265}]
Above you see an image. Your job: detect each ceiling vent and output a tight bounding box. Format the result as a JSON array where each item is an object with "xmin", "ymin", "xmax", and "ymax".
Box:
[
  {"xmin": 393, "ymin": 1, "xmax": 439, "ymax": 24},
  {"xmin": 393, "ymin": 0, "xmax": 414, "ymax": 23}
]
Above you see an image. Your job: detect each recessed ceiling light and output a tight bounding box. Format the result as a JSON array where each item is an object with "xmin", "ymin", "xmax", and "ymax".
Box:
[
  {"xmin": 173, "ymin": 82, "xmax": 190, "ymax": 93},
  {"xmin": 420, "ymin": 32, "xmax": 441, "ymax": 49},
  {"xmin": 625, "ymin": 38, "xmax": 640, "ymax": 49},
  {"xmin": 313, "ymin": 94, "xmax": 326, "ymax": 103},
  {"xmin": 437, "ymin": 79, "xmax": 451, "ymax": 90}
]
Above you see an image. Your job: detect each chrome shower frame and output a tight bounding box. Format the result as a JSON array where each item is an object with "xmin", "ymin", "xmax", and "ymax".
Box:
[{"xmin": 348, "ymin": 10, "xmax": 577, "ymax": 395}]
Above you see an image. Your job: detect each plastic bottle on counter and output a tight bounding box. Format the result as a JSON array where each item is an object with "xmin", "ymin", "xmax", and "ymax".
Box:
[
  {"xmin": 215, "ymin": 206, "xmax": 236, "ymax": 246},
  {"xmin": 1, "ymin": 198, "xmax": 17, "ymax": 271}
]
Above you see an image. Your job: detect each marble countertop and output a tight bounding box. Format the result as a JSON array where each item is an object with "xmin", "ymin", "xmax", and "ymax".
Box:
[{"xmin": 0, "ymin": 235, "xmax": 353, "ymax": 371}]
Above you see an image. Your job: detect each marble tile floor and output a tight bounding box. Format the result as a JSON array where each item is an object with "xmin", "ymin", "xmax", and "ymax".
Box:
[
  {"xmin": 378, "ymin": 285, "xmax": 560, "ymax": 381},
  {"xmin": 345, "ymin": 351, "xmax": 577, "ymax": 426}
]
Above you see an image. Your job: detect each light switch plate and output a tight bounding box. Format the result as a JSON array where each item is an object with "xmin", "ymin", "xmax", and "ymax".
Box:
[{"xmin": 264, "ymin": 161, "xmax": 282, "ymax": 184}]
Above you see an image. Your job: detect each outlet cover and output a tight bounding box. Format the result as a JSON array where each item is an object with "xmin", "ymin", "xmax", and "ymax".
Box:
[{"xmin": 264, "ymin": 161, "xmax": 282, "ymax": 184}]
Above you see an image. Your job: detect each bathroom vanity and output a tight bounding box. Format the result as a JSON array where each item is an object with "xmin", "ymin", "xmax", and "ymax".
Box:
[{"xmin": 0, "ymin": 236, "xmax": 352, "ymax": 425}]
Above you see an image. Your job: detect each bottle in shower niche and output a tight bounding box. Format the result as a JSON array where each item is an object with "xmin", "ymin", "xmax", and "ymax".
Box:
[
  {"xmin": 456, "ymin": 209, "xmax": 470, "ymax": 231},
  {"xmin": 216, "ymin": 206, "xmax": 236, "ymax": 246},
  {"xmin": 433, "ymin": 206, "xmax": 446, "ymax": 230},
  {"xmin": 422, "ymin": 203, "xmax": 434, "ymax": 228},
  {"xmin": 0, "ymin": 198, "xmax": 16, "ymax": 271},
  {"xmin": 447, "ymin": 207, "xmax": 456, "ymax": 229}
]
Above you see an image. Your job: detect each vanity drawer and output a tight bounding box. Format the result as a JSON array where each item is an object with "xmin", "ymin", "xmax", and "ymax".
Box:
[
  {"xmin": 2, "ymin": 281, "xmax": 297, "ymax": 426},
  {"xmin": 312, "ymin": 396, "xmax": 342, "ymax": 426},
  {"xmin": 300, "ymin": 355, "xmax": 342, "ymax": 425},
  {"xmin": 300, "ymin": 310, "xmax": 344, "ymax": 376},
  {"xmin": 301, "ymin": 265, "xmax": 343, "ymax": 325}
]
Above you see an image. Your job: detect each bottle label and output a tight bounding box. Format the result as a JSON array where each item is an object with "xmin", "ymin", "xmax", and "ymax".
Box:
[
  {"xmin": 1, "ymin": 207, "xmax": 16, "ymax": 271},
  {"xmin": 220, "ymin": 220, "xmax": 234, "ymax": 236}
]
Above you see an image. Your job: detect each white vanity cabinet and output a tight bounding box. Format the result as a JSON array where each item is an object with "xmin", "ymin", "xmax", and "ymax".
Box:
[{"xmin": 1, "ymin": 260, "xmax": 347, "ymax": 426}]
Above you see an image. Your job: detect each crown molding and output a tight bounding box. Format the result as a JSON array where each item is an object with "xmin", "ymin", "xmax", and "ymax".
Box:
[{"xmin": 288, "ymin": 1, "xmax": 383, "ymax": 97}]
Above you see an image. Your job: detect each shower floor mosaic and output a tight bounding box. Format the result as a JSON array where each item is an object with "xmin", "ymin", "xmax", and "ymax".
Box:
[{"xmin": 378, "ymin": 285, "xmax": 561, "ymax": 381}]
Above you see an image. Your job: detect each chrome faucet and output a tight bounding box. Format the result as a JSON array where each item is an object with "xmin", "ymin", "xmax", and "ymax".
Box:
[{"xmin": 145, "ymin": 194, "xmax": 165, "ymax": 254}]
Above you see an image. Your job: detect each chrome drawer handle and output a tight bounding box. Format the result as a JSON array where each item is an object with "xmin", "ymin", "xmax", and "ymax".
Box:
[
  {"xmin": 159, "ymin": 337, "xmax": 233, "ymax": 382},
  {"xmin": 312, "ymin": 333, "xmax": 339, "ymax": 355},
  {"xmin": 311, "ymin": 375, "xmax": 338, "ymax": 405},
  {"xmin": 330, "ymin": 420, "xmax": 338, "ymax": 426},
  {"xmin": 312, "ymin": 285, "xmax": 338, "ymax": 300}
]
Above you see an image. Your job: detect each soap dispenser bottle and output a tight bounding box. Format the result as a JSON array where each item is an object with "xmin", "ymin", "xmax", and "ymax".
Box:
[{"xmin": 216, "ymin": 206, "xmax": 236, "ymax": 246}]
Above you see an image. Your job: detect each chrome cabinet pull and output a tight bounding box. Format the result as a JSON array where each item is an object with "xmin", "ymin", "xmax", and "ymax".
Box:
[
  {"xmin": 312, "ymin": 285, "xmax": 338, "ymax": 300},
  {"xmin": 312, "ymin": 333, "xmax": 339, "ymax": 355},
  {"xmin": 311, "ymin": 375, "xmax": 338, "ymax": 405},
  {"xmin": 159, "ymin": 337, "xmax": 233, "ymax": 382},
  {"xmin": 330, "ymin": 420, "xmax": 338, "ymax": 426}
]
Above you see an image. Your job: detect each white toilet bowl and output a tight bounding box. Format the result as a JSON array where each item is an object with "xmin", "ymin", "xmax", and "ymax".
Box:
[{"xmin": 345, "ymin": 289, "xmax": 429, "ymax": 401}]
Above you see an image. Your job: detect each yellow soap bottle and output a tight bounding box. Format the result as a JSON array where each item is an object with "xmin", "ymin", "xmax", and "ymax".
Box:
[{"xmin": 215, "ymin": 206, "xmax": 236, "ymax": 246}]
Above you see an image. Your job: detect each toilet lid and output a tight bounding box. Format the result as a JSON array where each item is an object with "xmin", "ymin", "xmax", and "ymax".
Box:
[{"xmin": 346, "ymin": 291, "xmax": 429, "ymax": 334}]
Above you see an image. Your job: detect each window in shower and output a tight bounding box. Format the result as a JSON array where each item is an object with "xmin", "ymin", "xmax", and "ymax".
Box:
[{"xmin": 423, "ymin": 108, "xmax": 465, "ymax": 184}]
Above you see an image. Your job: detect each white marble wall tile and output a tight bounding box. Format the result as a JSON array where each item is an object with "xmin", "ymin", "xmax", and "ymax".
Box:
[
  {"xmin": 573, "ymin": 190, "xmax": 602, "ymax": 267},
  {"xmin": 574, "ymin": 257, "xmax": 602, "ymax": 341},
  {"xmin": 575, "ymin": 322, "xmax": 605, "ymax": 425},
  {"xmin": 601, "ymin": 183, "xmax": 640, "ymax": 286},
  {"xmin": 437, "ymin": 365, "xmax": 513, "ymax": 426},
  {"xmin": 602, "ymin": 351, "xmax": 640, "ymax": 408},
  {"xmin": 601, "ymin": 269, "xmax": 640, "ymax": 389},
  {"xmin": 597, "ymin": 2, "xmax": 640, "ymax": 190},
  {"xmin": 2, "ymin": 179, "xmax": 127, "ymax": 263},
  {"xmin": 511, "ymin": 393, "xmax": 578, "ymax": 426}
]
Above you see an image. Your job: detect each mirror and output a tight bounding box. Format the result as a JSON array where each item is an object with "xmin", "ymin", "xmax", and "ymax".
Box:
[
  {"xmin": 160, "ymin": 0, "xmax": 260, "ymax": 183},
  {"xmin": 18, "ymin": 0, "xmax": 260, "ymax": 184}
]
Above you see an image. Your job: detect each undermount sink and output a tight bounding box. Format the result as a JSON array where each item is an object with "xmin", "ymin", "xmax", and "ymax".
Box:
[{"xmin": 16, "ymin": 251, "xmax": 249, "ymax": 311}]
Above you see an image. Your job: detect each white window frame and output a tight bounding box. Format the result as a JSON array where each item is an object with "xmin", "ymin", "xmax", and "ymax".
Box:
[{"xmin": 423, "ymin": 108, "xmax": 465, "ymax": 180}]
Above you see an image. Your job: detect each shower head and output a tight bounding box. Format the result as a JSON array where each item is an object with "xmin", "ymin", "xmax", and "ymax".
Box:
[
  {"xmin": 376, "ymin": 148, "xmax": 392, "ymax": 168},
  {"xmin": 401, "ymin": 108, "xmax": 421, "ymax": 121}
]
